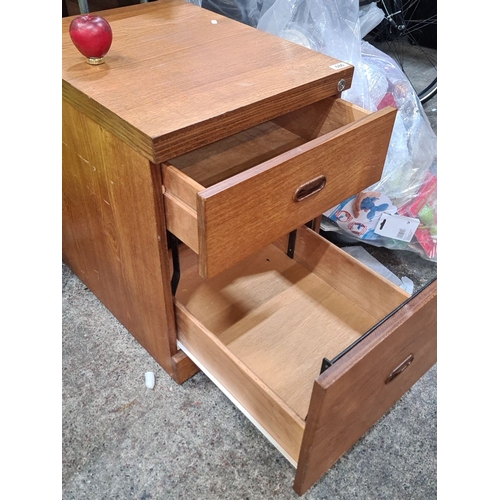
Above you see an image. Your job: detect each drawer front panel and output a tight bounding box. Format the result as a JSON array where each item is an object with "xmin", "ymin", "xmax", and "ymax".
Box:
[
  {"xmin": 293, "ymin": 280, "xmax": 437, "ymax": 495},
  {"xmin": 198, "ymin": 106, "xmax": 397, "ymax": 278}
]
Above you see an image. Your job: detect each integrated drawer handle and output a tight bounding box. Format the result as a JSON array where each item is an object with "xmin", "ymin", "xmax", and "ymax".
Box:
[
  {"xmin": 293, "ymin": 175, "xmax": 327, "ymax": 202},
  {"xmin": 385, "ymin": 354, "xmax": 414, "ymax": 384}
]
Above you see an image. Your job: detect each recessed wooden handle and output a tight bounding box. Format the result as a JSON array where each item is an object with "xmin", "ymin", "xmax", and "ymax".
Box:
[
  {"xmin": 385, "ymin": 354, "xmax": 414, "ymax": 384},
  {"xmin": 293, "ymin": 175, "xmax": 327, "ymax": 202}
]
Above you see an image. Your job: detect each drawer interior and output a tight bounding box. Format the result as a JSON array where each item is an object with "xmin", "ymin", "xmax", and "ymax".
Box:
[
  {"xmin": 173, "ymin": 226, "xmax": 409, "ymax": 463},
  {"xmin": 164, "ymin": 96, "xmax": 371, "ymax": 194}
]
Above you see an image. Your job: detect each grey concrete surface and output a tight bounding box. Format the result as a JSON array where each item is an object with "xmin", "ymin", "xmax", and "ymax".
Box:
[
  {"xmin": 62, "ymin": 258, "xmax": 436, "ymax": 500},
  {"xmin": 62, "ymin": 18, "xmax": 438, "ymax": 500}
]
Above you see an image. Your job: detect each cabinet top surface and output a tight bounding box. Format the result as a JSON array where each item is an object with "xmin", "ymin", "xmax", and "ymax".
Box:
[{"xmin": 62, "ymin": 0, "xmax": 353, "ymax": 162}]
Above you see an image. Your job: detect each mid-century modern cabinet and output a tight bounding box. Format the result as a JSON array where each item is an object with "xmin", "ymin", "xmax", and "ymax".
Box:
[{"xmin": 62, "ymin": 0, "xmax": 437, "ymax": 494}]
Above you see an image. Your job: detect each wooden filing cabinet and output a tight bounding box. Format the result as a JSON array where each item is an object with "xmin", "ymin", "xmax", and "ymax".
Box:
[{"xmin": 62, "ymin": 0, "xmax": 437, "ymax": 494}]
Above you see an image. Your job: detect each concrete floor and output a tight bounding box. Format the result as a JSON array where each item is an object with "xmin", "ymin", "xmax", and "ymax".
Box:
[
  {"xmin": 62, "ymin": 9, "xmax": 437, "ymax": 499},
  {"xmin": 62, "ymin": 267, "xmax": 436, "ymax": 500}
]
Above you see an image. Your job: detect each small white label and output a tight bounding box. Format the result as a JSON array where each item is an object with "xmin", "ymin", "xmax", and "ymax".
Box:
[
  {"xmin": 329, "ymin": 62, "xmax": 350, "ymax": 70},
  {"xmin": 211, "ymin": 19, "xmax": 218, "ymax": 24},
  {"xmin": 374, "ymin": 213, "xmax": 420, "ymax": 242}
]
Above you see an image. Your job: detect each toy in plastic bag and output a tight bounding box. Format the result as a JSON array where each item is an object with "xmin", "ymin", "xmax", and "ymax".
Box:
[
  {"xmin": 323, "ymin": 39, "xmax": 437, "ymax": 261},
  {"xmin": 187, "ymin": 0, "xmax": 437, "ymax": 261}
]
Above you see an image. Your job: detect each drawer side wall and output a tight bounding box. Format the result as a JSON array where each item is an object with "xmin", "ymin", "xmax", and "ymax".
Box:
[{"xmin": 175, "ymin": 301, "xmax": 306, "ymax": 462}]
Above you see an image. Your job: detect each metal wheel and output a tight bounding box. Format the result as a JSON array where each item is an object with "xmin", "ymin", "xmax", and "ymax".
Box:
[{"xmin": 365, "ymin": 0, "xmax": 437, "ymax": 104}]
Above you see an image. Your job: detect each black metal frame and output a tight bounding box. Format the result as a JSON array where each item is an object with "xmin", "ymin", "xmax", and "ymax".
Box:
[{"xmin": 168, "ymin": 231, "xmax": 181, "ymax": 296}]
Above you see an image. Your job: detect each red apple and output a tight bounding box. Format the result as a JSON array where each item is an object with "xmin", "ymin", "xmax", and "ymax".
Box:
[{"xmin": 69, "ymin": 15, "xmax": 112, "ymax": 64}]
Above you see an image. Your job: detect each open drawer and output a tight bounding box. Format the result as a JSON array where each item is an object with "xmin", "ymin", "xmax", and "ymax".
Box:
[
  {"xmin": 161, "ymin": 97, "xmax": 397, "ymax": 279},
  {"xmin": 173, "ymin": 226, "xmax": 437, "ymax": 495}
]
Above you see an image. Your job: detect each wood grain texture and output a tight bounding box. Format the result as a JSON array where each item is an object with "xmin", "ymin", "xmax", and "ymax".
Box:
[
  {"xmin": 175, "ymin": 300, "xmax": 306, "ymax": 462},
  {"xmin": 171, "ymin": 349, "xmax": 200, "ymax": 384},
  {"xmin": 162, "ymin": 164, "xmax": 203, "ymax": 210},
  {"xmin": 166, "ymin": 121, "xmax": 305, "ymax": 188},
  {"xmin": 197, "ymin": 106, "xmax": 397, "ymax": 278},
  {"xmin": 293, "ymin": 279, "xmax": 437, "ymax": 495},
  {"xmin": 272, "ymin": 96, "xmax": 371, "ymax": 141},
  {"xmin": 174, "ymin": 240, "xmax": 399, "ymax": 420},
  {"xmin": 288, "ymin": 226, "xmax": 409, "ymax": 318},
  {"xmin": 162, "ymin": 100, "xmax": 394, "ymax": 277},
  {"xmin": 163, "ymin": 192, "xmax": 199, "ymax": 252},
  {"xmin": 62, "ymin": 100, "xmax": 178, "ymax": 375},
  {"xmin": 62, "ymin": 0, "xmax": 354, "ymax": 163}
]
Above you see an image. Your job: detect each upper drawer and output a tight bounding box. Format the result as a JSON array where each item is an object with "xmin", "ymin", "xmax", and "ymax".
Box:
[{"xmin": 161, "ymin": 97, "xmax": 397, "ymax": 278}]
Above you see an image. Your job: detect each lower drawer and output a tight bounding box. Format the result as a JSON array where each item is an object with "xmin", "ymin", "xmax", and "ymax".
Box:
[{"xmin": 173, "ymin": 226, "xmax": 437, "ymax": 495}]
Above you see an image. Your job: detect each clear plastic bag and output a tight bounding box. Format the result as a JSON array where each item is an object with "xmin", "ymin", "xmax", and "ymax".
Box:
[
  {"xmin": 323, "ymin": 40, "xmax": 437, "ymax": 261},
  {"xmin": 358, "ymin": 2, "xmax": 384, "ymax": 38},
  {"xmin": 187, "ymin": 0, "xmax": 438, "ymax": 261}
]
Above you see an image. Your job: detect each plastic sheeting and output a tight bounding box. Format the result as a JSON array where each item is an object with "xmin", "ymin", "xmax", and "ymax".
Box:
[{"xmin": 188, "ymin": 0, "xmax": 438, "ymax": 261}]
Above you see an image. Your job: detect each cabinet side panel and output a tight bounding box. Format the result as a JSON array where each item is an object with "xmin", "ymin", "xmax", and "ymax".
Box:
[
  {"xmin": 62, "ymin": 99, "xmax": 177, "ymax": 375},
  {"xmin": 293, "ymin": 280, "xmax": 437, "ymax": 495}
]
